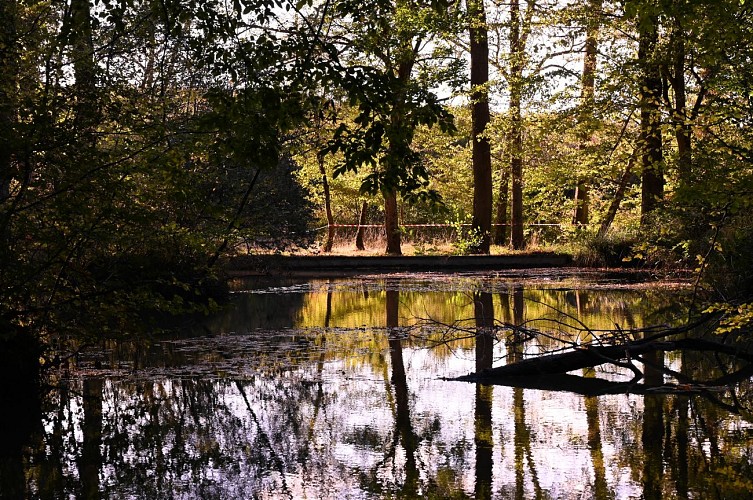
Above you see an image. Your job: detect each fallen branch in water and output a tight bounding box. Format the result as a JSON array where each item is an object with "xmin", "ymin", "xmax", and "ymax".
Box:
[
  {"xmin": 449, "ymin": 363, "xmax": 753, "ymax": 399},
  {"xmin": 444, "ymin": 314, "xmax": 753, "ymax": 386},
  {"xmin": 454, "ymin": 336, "xmax": 753, "ymax": 381}
]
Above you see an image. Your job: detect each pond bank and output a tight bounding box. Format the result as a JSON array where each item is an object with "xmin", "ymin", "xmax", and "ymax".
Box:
[{"xmin": 226, "ymin": 252, "xmax": 573, "ymax": 276}]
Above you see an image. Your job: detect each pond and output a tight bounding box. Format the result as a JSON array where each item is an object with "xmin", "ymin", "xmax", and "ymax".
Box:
[{"xmin": 7, "ymin": 270, "xmax": 753, "ymax": 499}]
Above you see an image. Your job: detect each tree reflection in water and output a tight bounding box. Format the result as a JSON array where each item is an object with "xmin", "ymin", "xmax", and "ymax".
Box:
[
  {"xmin": 7, "ymin": 273, "xmax": 753, "ymax": 498},
  {"xmin": 474, "ymin": 292, "xmax": 494, "ymax": 500}
]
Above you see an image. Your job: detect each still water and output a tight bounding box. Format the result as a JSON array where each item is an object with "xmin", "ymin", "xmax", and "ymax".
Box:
[{"xmin": 12, "ymin": 271, "xmax": 753, "ymax": 498}]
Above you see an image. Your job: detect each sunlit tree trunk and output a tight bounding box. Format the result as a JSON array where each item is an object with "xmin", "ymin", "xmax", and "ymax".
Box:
[
  {"xmin": 384, "ymin": 191, "xmax": 401, "ymax": 255},
  {"xmin": 573, "ymin": 0, "xmax": 600, "ymax": 225},
  {"xmin": 510, "ymin": 0, "xmax": 525, "ymax": 249},
  {"xmin": 493, "ymin": 167, "xmax": 509, "ymax": 245},
  {"xmin": 383, "ymin": 51, "xmax": 414, "ymax": 256},
  {"xmin": 318, "ymin": 153, "xmax": 335, "ymax": 252},
  {"xmin": 355, "ymin": 200, "xmax": 367, "ymax": 250},
  {"xmin": 638, "ymin": 13, "xmax": 664, "ymax": 223},
  {"xmin": 468, "ymin": 0, "xmax": 492, "ymax": 254}
]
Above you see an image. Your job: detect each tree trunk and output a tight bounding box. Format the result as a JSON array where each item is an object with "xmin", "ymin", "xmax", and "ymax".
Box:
[
  {"xmin": 384, "ymin": 190, "xmax": 401, "ymax": 255},
  {"xmin": 355, "ymin": 200, "xmax": 367, "ymax": 250},
  {"xmin": 509, "ymin": 0, "xmax": 525, "ymax": 249},
  {"xmin": 0, "ymin": 0, "xmax": 18, "ymax": 203},
  {"xmin": 670, "ymin": 22, "xmax": 692, "ymax": 186},
  {"xmin": 70, "ymin": 0, "xmax": 98, "ymax": 132},
  {"xmin": 493, "ymin": 166, "xmax": 509, "ymax": 245},
  {"xmin": 318, "ymin": 154, "xmax": 335, "ymax": 253},
  {"xmin": 468, "ymin": 0, "xmax": 492, "ymax": 254},
  {"xmin": 573, "ymin": 0, "xmax": 600, "ymax": 226},
  {"xmin": 638, "ymin": 14, "xmax": 664, "ymax": 223},
  {"xmin": 382, "ymin": 51, "xmax": 413, "ymax": 256},
  {"xmin": 598, "ymin": 155, "xmax": 635, "ymax": 237}
]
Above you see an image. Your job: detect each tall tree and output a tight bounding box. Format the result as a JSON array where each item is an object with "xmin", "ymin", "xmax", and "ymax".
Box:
[
  {"xmin": 0, "ymin": 0, "xmax": 17, "ymax": 204},
  {"xmin": 509, "ymin": 0, "xmax": 525, "ymax": 249},
  {"xmin": 637, "ymin": 6, "xmax": 664, "ymax": 222},
  {"xmin": 322, "ymin": 0, "xmax": 458, "ymax": 255},
  {"xmin": 68, "ymin": 0, "xmax": 98, "ymax": 132},
  {"xmin": 468, "ymin": 0, "xmax": 493, "ymax": 253},
  {"xmin": 572, "ymin": 0, "xmax": 601, "ymax": 225}
]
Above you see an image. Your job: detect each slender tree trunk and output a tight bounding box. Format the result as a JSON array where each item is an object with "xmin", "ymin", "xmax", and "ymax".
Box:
[
  {"xmin": 598, "ymin": 155, "xmax": 635, "ymax": 237},
  {"xmin": 573, "ymin": 0, "xmax": 600, "ymax": 225},
  {"xmin": 355, "ymin": 200, "xmax": 367, "ymax": 250},
  {"xmin": 0, "ymin": 0, "xmax": 18, "ymax": 203},
  {"xmin": 638, "ymin": 14, "xmax": 664, "ymax": 223},
  {"xmin": 318, "ymin": 153, "xmax": 335, "ymax": 253},
  {"xmin": 468, "ymin": 0, "xmax": 492, "ymax": 254},
  {"xmin": 670, "ymin": 22, "xmax": 692, "ymax": 187},
  {"xmin": 383, "ymin": 55, "xmax": 414, "ymax": 256},
  {"xmin": 510, "ymin": 0, "xmax": 525, "ymax": 249},
  {"xmin": 384, "ymin": 191, "xmax": 401, "ymax": 255},
  {"xmin": 70, "ymin": 0, "xmax": 98, "ymax": 132},
  {"xmin": 493, "ymin": 167, "xmax": 509, "ymax": 245}
]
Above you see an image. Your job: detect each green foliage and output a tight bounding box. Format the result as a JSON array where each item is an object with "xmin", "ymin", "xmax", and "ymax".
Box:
[
  {"xmin": 571, "ymin": 230, "xmax": 640, "ymax": 268},
  {"xmin": 320, "ymin": 0, "xmax": 462, "ymax": 202},
  {"xmin": 447, "ymin": 207, "xmax": 485, "ymax": 255},
  {"xmin": 0, "ymin": 0, "xmax": 321, "ymax": 343}
]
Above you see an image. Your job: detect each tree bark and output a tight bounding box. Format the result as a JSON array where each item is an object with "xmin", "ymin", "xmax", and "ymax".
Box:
[
  {"xmin": 493, "ymin": 166, "xmax": 509, "ymax": 245},
  {"xmin": 509, "ymin": 0, "xmax": 525, "ymax": 249},
  {"xmin": 638, "ymin": 13, "xmax": 664, "ymax": 223},
  {"xmin": 382, "ymin": 51, "xmax": 413, "ymax": 256},
  {"xmin": 384, "ymin": 190, "xmax": 401, "ymax": 255},
  {"xmin": 468, "ymin": 0, "xmax": 492, "ymax": 254},
  {"xmin": 355, "ymin": 200, "xmax": 367, "ymax": 250},
  {"xmin": 318, "ymin": 153, "xmax": 335, "ymax": 253}
]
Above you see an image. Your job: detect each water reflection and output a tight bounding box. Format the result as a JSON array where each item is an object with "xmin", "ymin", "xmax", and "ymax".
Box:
[
  {"xmin": 474, "ymin": 292, "xmax": 494, "ymax": 500},
  {"xmin": 6, "ymin": 272, "xmax": 753, "ymax": 498}
]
